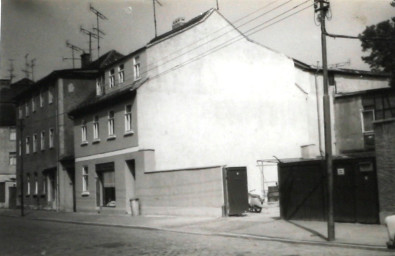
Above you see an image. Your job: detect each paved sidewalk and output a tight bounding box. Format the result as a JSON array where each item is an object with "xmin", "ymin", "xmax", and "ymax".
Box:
[{"xmin": 0, "ymin": 203, "xmax": 390, "ymax": 251}]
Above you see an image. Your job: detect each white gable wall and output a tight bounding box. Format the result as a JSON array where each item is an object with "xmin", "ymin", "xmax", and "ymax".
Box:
[{"xmin": 137, "ymin": 11, "xmax": 313, "ymax": 193}]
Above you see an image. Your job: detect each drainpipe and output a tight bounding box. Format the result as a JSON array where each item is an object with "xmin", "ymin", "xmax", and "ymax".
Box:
[{"xmin": 55, "ymin": 79, "xmax": 60, "ymax": 211}]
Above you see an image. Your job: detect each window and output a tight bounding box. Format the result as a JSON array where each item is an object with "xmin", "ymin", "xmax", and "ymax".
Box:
[
  {"xmin": 108, "ymin": 111, "xmax": 115, "ymax": 137},
  {"xmin": 96, "ymin": 76, "xmax": 104, "ymax": 96},
  {"xmin": 49, "ymin": 128, "xmax": 54, "ymax": 148},
  {"xmin": 93, "ymin": 116, "xmax": 99, "ymax": 140},
  {"xmin": 40, "ymin": 91, "xmax": 44, "ymax": 107},
  {"xmin": 18, "ymin": 105, "xmax": 23, "ymax": 119},
  {"xmin": 81, "ymin": 121, "xmax": 87, "ymax": 143},
  {"xmin": 125, "ymin": 105, "xmax": 132, "ymax": 133},
  {"xmin": 25, "ymin": 137, "xmax": 30, "ymax": 154},
  {"xmin": 82, "ymin": 166, "xmax": 89, "ymax": 193},
  {"xmin": 25, "ymin": 102, "xmax": 29, "ymax": 117},
  {"xmin": 9, "ymin": 152, "xmax": 16, "ymax": 165},
  {"xmin": 9, "ymin": 128, "xmax": 16, "ymax": 141},
  {"xmin": 33, "ymin": 134, "xmax": 38, "ymax": 153},
  {"xmin": 42, "ymin": 176, "xmax": 46, "ymax": 195},
  {"xmin": 26, "ymin": 174, "xmax": 31, "ymax": 196},
  {"xmin": 32, "ymin": 97, "xmax": 36, "ymax": 112},
  {"xmin": 18, "ymin": 140, "xmax": 22, "ymax": 156},
  {"xmin": 133, "ymin": 56, "xmax": 140, "ymax": 80},
  {"xmin": 118, "ymin": 64, "xmax": 125, "ymax": 83},
  {"xmin": 361, "ymin": 109, "xmax": 375, "ymax": 133},
  {"xmin": 48, "ymin": 88, "xmax": 53, "ymax": 104},
  {"xmin": 41, "ymin": 131, "xmax": 45, "ymax": 150},
  {"xmin": 109, "ymin": 69, "xmax": 115, "ymax": 88},
  {"xmin": 34, "ymin": 173, "xmax": 38, "ymax": 195}
]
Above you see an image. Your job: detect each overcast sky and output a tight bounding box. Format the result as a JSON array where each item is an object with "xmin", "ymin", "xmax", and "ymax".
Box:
[{"xmin": 1, "ymin": 0, "xmax": 393, "ymax": 82}]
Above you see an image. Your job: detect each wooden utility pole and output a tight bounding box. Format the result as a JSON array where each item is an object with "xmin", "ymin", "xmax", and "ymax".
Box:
[
  {"xmin": 315, "ymin": 0, "xmax": 334, "ymax": 241},
  {"xmin": 19, "ymin": 119, "xmax": 24, "ymax": 217}
]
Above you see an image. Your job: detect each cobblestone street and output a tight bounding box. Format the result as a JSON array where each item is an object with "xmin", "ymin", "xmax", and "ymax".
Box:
[{"xmin": 0, "ymin": 216, "xmax": 393, "ymax": 256}]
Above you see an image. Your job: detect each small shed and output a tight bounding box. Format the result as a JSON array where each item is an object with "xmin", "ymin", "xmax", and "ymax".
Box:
[{"xmin": 278, "ymin": 155, "xmax": 379, "ymax": 224}]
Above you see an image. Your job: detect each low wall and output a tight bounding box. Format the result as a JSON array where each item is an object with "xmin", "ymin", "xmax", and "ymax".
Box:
[{"xmin": 137, "ymin": 166, "xmax": 225, "ymax": 217}]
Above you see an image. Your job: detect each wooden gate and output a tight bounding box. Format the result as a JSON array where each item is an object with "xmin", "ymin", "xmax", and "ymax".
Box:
[{"xmin": 279, "ymin": 157, "xmax": 379, "ymax": 224}]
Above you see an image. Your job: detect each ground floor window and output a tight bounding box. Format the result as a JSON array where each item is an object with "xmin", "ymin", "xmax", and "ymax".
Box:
[{"xmin": 96, "ymin": 162, "xmax": 116, "ymax": 207}]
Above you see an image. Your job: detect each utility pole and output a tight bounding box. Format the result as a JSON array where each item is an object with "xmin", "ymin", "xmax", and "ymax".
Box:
[
  {"xmin": 315, "ymin": 0, "xmax": 334, "ymax": 241},
  {"xmin": 80, "ymin": 26, "xmax": 101, "ymax": 60},
  {"xmin": 89, "ymin": 4, "xmax": 107, "ymax": 58},
  {"xmin": 66, "ymin": 41, "xmax": 84, "ymax": 68},
  {"xmin": 21, "ymin": 54, "xmax": 31, "ymax": 79},
  {"xmin": 8, "ymin": 59, "xmax": 15, "ymax": 83},
  {"xmin": 19, "ymin": 119, "xmax": 24, "ymax": 217},
  {"xmin": 152, "ymin": 0, "xmax": 162, "ymax": 37}
]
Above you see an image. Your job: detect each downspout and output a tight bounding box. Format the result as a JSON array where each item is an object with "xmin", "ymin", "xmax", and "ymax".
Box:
[
  {"xmin": 55, "ymin": 79, "xmax": 61, "ymax": 211},
  {"xmin": 315, "ymin": 66, "xmax": 324, "ymax": 157}
]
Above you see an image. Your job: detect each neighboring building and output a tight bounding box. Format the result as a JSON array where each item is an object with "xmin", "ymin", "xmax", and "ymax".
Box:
[
  {"xmin": 13, "ymin": 51, "xmax": 123, "ymax": 212},
  {"xmin": 69, "ymin": 9, "xmax": 335, "ymax": 216},
  {"xmin": 0, "ymin": 78, "xmax": 32, "ymax": 208}
]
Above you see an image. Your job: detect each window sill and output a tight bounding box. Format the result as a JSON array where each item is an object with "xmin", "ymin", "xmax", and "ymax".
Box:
[
  {"xmin": 81, "ymin": 191, "xmax": 90, "ymax": 197},
  {"xmin": 92, "ymin": 139, "xmax": 101, "ymax": 144},
  {"xmin": 134, "ymin": 77, "xmax": 141, "ymax": 81},
  {"xmin": 81, "ymin": 141, "xmax": 89, "ymax": 146},
  {"xmin": 124, "ymin": 130, "xmax": 134, "ymax": 136},
  {"xmin": 107, "ymin": 135, "xmax": 116, "ymax": 141}
]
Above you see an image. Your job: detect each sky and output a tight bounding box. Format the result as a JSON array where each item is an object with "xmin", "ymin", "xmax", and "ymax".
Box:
[{"xmin": 0, "ymin": 0, "xmax": 394, "ymax": 82}]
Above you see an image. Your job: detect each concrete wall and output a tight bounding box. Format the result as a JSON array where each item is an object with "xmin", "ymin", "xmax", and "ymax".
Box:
[
  {"xmin": 138, "ymin": 11, "xmax": 314, "ymax": 193},
  {"xmin": 138, "ymin": 166, "xmax": 224, "ymax": 217},
  {"xmin": 374, "ymin": 118, "xmax": 395, "ymax": 222}
]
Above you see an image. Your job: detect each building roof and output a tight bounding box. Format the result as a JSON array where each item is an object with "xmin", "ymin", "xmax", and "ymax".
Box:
[
  {"xmin": 13, "ymin": 69, "xmax": 98, "ymax": 101},
  {"xmin": 83, "ymin": 50, "xmax": 125, "ymax": 70},
  {"xmin": 148, "ymin": 9, "xmax": 214, "ymax": 46},
  {"xmin": 68, "ymin": 78, "xmax": 149, "ymax": 117}
]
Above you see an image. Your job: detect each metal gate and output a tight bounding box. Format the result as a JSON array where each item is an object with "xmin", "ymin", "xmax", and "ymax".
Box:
[{"xmin": 224, "ymin": 167, "xmax": 248, "ymax": 216}]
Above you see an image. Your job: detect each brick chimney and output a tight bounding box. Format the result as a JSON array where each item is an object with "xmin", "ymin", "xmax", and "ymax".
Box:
[
  {"xmin": 172, "ymin": 17, "xmax": 186, "ymax": 30},
  {"xmin": 81, "ymin": 53, "xmax": 91, "ymax": 68}
]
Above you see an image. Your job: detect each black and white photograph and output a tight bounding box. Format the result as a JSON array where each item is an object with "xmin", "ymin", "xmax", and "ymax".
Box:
[{"xmin": 0, "ymin": 0, "xmax": 394, "ymax": 255}]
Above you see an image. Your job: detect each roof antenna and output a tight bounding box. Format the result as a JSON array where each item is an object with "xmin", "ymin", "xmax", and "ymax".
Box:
[{"xmin": 153, "ymin": 0, "xmax": 162, "ymax": 37}]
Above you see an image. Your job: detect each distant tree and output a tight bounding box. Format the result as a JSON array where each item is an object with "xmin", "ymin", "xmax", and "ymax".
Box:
[{"xmin": 359, "ymin": 17, "xmax": 395, "ymax": 86}]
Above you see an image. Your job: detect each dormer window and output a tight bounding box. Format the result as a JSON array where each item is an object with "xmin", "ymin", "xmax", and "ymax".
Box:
[
  {"xmin": 133, "ymin": 56, "xmax": 140, "ymax": 80},
  {"xmin": 96, "ymin": 77, "xmax": 103, "ymax": 96},
  {"xmin": 118, "ymin": 64, "xmax": 125, "ymax": 84},
  {"xmin": 48, "ymin": 87, "xmax": 53, "ymax": 104},
  {"xmin": 109, "ymin": 69, "xmax": 115, "ymax": 88}
]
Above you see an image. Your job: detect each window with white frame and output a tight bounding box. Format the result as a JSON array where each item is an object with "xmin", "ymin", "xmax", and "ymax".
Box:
[
  {"xmin": 9, "ymin": 152, "xmax": 16, "ymax": 165},
  {"xmin": 32, "ymin": 97, "xmax": 36, "ymax": 112},
  {"xmin": 25, "ymin": 102, "xmax": 29, "ymax": 116},
  {"xmin": 93, "ymin": 116, "xmax": 99, "ymax": 140},
  {"xmin": 33, "ymin": 134, "xmax": 38, "ymax": 153},
  {"xmin": 125, "ymin": 105, "xmax": 132, "ymax": 132},
  {"xmin": 49, "ymin": 128, "xmax": 54, "ymax": 148},
  {"xmin": 108, "ymin": 111, "xmax": 115, "ymax": 136},
  {"xmin": 34, "ymin": 173, "xmax": 38, "ymax": 195},
  {"xmin": 109, "ymin": 69, "xmax": 115, "ymax": 88},
  {"xmin": 96, "ymin": 76, "xmax": 103, "ymax": 96},
  {"xmin": 82, "ymin": 166, "xmax": 89, "ymax": 193},
  {"xmin": 48, "ymin": 87, "xmax": 53, "ymax": 104},
  {"xmin": 40, "ymin": 91, "xmax": 44, "ymax": 107},
  {"xmin": 41, "ymin": 131, "xmax": 45, "ymax": 150},
  {"xmin": 361, "ymin": 109, "xmax": 375, "ymax": 133},
  {"xmin": 9, "ymin": 128, "xmax": 16, "ymax": 141},
  {"xmin": 133, "ymin": 56, "xmax": 140, "ymax": 80},
  {"xmin": 26, "ymin": 174, "xmax": 31, "ymax": 196},
  {"xmin": 25, "ymin": 137, "xmax": 30, "ymax": 154},
  {"xmin": 81, "ymin": 121, "xmax": 87, "ymax": 142},
  {"xmin": 118, "ymin": 64, "xmax": 125, "ymax": 83}
]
